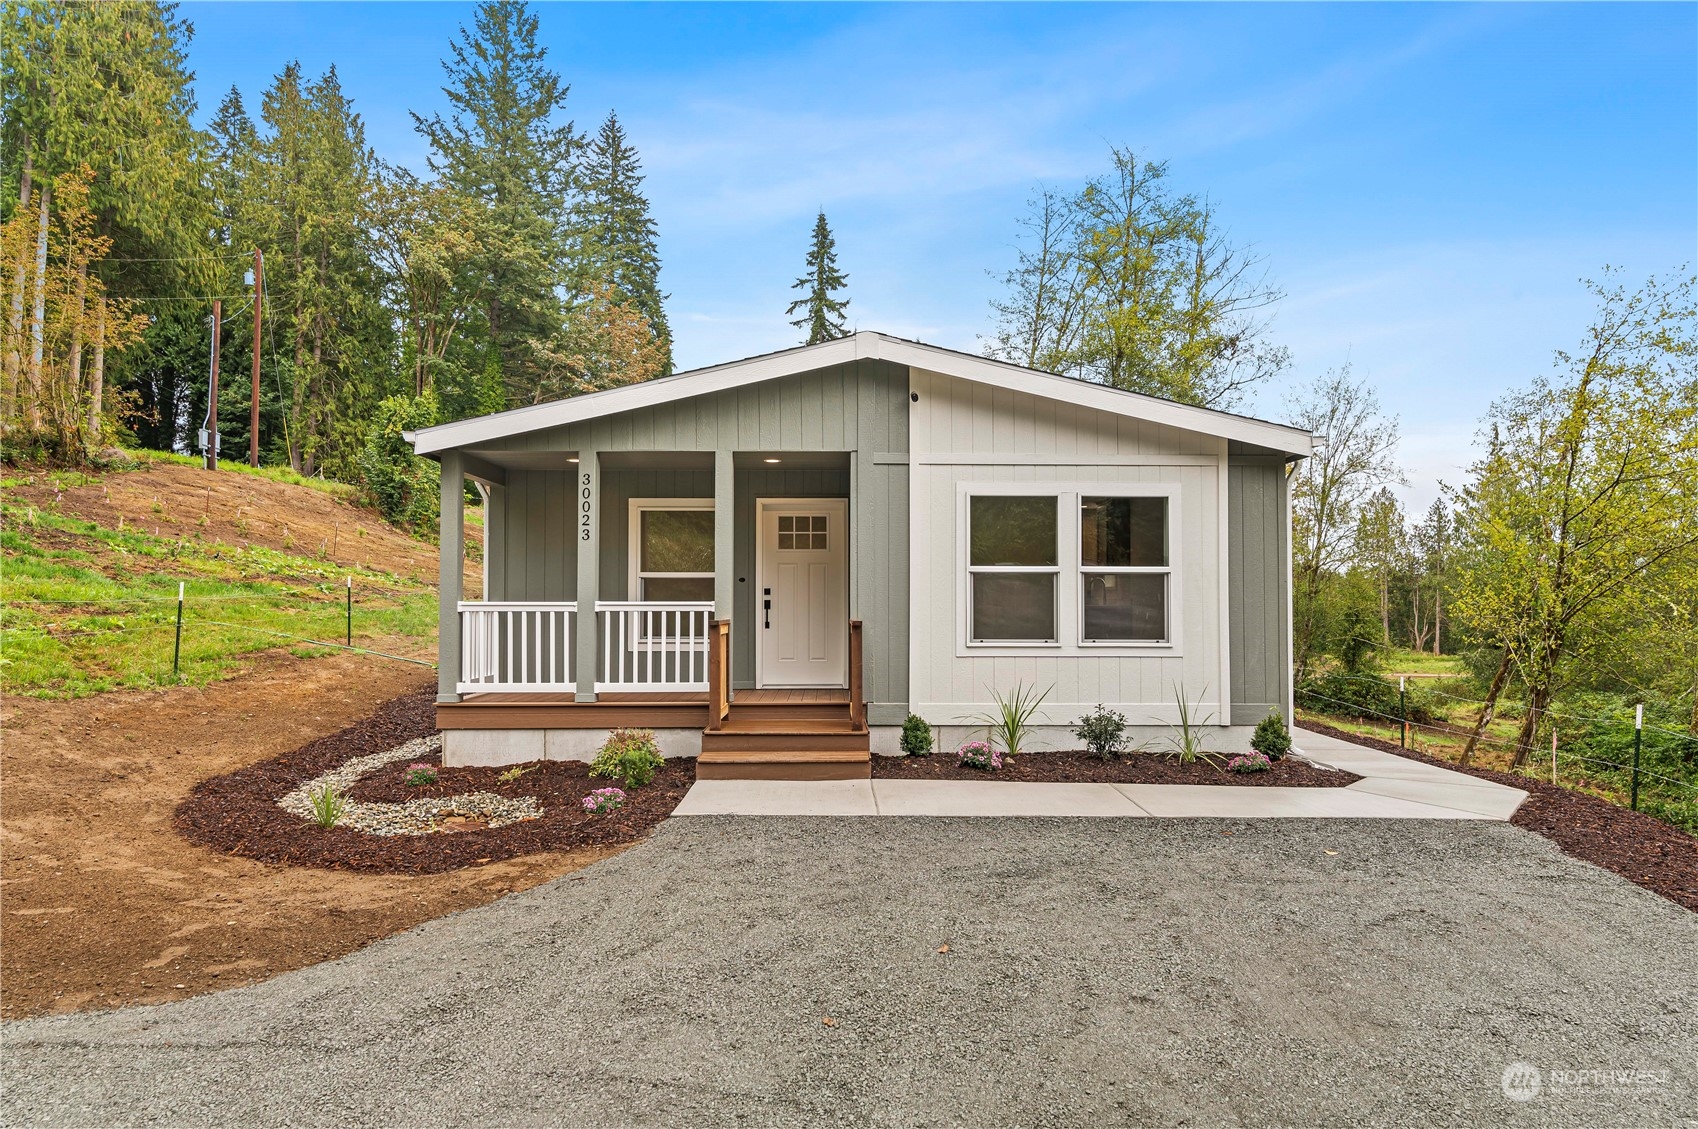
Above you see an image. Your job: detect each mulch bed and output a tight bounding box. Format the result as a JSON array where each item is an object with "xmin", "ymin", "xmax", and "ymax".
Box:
[
  {"xmin": 1299, "ymin": 722, "xmax": 1698, "ymax": 913},
  {"xmin": 175, "ymin": 688, "xmax": 690, "ymax": 875},
  {"xmin": 873, "ymin": 749, "xmax": 1359, "ymax": 787}
]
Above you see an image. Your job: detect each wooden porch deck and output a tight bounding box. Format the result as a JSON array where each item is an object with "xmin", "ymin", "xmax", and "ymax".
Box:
[{"xmin": 436, "ymin": 688, "xmax": 850, "ymax": 730}]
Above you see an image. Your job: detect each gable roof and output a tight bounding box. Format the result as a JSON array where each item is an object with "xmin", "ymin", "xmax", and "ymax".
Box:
[{"xmin": 408, "ymin": 331, "xmax": 1313, "ymax": 457}]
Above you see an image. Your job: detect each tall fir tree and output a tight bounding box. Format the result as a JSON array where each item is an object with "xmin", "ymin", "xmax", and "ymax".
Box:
[
  {"xmin": 786, "ymin": 211, "xmax": 850, "ymax": 345},
  {"xmin": 571, "ymin": 111, "xmax": 670, "ymax": 372},
  {"xmin": 1, "ymin": 0, "xmax": 213, "ymax": 447},
  {"xmin": 412, "ymin": 0, "xmax": 577, "ymax": 411}
]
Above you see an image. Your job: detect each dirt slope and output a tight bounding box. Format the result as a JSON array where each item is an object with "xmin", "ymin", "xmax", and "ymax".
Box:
[
  {"xmin": 0, "ymin": 650, "xmax": 616, "ymax": 1020},
  {"xmin": 5, "ymin": 459, "xmax": 475, "ymax": 586}
]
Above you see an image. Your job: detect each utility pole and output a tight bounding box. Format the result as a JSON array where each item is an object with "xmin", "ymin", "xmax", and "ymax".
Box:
[
  {"xmin": 205, "ymin": 299, "xmax": 221, "ymax": 470},
  {"xmin": 250, "ymin": 249, "xmax": 263, "ymax": 467}
]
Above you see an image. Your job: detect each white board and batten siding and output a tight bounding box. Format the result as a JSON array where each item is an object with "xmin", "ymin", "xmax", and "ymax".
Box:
[{"xmin": 908, "ymin": 366, "xmax": 1233, "ymax": 728}]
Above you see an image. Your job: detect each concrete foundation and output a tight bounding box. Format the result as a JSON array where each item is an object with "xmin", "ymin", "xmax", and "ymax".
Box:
[
  {"xmin": 921, "ymin": 724, "xmax": 1261, "ymax": 756},
  {"xmin": 442, "ymin": 728, "xmax": 704, "ymax": 768}
]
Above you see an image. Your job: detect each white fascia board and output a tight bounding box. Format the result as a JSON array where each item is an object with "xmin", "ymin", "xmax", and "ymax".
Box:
[{"xmin": 411, "ymin": 330, "xmax": 1312, "ymax": 458}]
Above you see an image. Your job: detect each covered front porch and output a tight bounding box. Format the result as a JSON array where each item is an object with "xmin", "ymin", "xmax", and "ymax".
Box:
[{"xmin": 433, "ymin": 447, "xmax": 868, "ymax": 772}]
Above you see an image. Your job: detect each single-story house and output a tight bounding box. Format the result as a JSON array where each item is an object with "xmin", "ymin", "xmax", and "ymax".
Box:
[{"xmin": 410, "ymin": 331, "xmax": 1311, "ymax": 779}]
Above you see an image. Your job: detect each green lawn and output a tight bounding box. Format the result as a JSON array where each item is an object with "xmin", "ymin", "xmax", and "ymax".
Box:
[
  {"xmin": 1, "ymin": 495, "xmax": 439, "ymax": 698},
  {"xmin": 1379, "ymin": 647, "xmax": 1467, "ymax": 678}
]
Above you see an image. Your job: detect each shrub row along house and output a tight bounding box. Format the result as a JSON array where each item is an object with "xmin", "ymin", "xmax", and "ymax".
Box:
[{"xmin": 409, "ymin": 332, "xmax": 1312, "ymax": 779}]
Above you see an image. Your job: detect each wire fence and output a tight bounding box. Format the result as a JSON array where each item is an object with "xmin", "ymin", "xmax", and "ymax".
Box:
[
  {"xmin": 1295, "ymin": 670, "xmax": 1698, "ymax": 808},
  {"xmin": 3, "ymin": 580, "xmax": 438, "ymax": 685}
]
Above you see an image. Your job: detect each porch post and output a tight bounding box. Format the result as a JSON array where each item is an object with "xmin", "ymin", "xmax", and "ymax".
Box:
[
  {"xmin": 480, "ymin": 481, "xmax": 505, "ymax": 600},
  {"xmin": 438, "ymin": 449, "xmax": 464, "ymax": 703},
  {"xmin": 574, "ymin": 451, "xmax": 600, "ymax": 702},
  {"xmin": 713, "ymin": 449, "xmax": 735, "ymax": 621}
]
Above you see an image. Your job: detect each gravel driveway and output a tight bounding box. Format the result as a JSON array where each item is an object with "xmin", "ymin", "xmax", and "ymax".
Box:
[{"xmin": 4, "ymin": 818, "xmax": 1694, "ymax": 1128}]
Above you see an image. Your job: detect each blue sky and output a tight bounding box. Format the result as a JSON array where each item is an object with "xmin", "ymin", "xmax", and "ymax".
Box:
[{"xmin": 179, "ymin": 2, "xmax": 1696, "ymax": 511}]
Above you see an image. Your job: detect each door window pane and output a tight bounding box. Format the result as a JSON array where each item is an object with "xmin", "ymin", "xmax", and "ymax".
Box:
[
  {"xmin": 971, "ymin": 573, "xmax": 1057, "ymax": 642},
  {"xmin": 1081, "ymin": 496, "xmax": 1167, "ymax": 567},
  {"xmin": 970, "ymin": 496, "xmax": 1057, "ymax": 566},
  {"xmin": 641, "ymin": 509, "xmax": 714, "ymax": 573},
  {"xmin": 1082, "ymin": 572, "xmax": 1166, "ymax": 641}
]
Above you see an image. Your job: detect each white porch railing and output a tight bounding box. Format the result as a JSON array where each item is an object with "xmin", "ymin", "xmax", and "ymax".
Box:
[
  {"xmin": 457, "ymin": 601, "xmax": 576, "ymax": 694},
  {"xmin": 595, "ymin": 601, "xmax": 714, "ymax": 693}
]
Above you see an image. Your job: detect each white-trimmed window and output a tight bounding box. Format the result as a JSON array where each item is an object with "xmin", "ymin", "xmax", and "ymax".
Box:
[
  {"xmin": 1080, "ymin": 495, "xmax": 1170, "ymax": 643},
  {"xmin": 960, "ymin": 484, "xmax": 1180, "ymax": 653},
  {"xmin": 967, "ymin": 495, "xmax": 1059, "ymax": 643},
  {"xmin": 629, "ymin": 499, "xmax": 714, "ymax": 602}
]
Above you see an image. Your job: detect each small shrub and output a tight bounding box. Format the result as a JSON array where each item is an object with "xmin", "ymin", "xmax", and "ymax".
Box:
[
  {"xmin": 497, "ymin": 764, "xmax": 538, "ymax": 784},
  {"xmin": 1073, "ymin": 704, "xmax": 1128, "ymax": 759},
  {"xmin": 582, "ymin": 786, "xmax": 627, "ymax": 814},
  {"xmin": 1250, "ymin": 711, "xmax": 1291, "ymax": 760},
  {"xmin": 307, "ymin": 784, "xmax": 347, "ymax": 828},
  {"xmin": 590, "ymin": 727, "xmax": 665, "ymax": 789},
  {"xmin": 958, "ymin": 740, "xmax": 1003, "ymax": 772},
  {"xmin": 404, "ymin": 762, "xmax": 438, "ymax": 787},
  {"xmin": 1296, "ymin": 670, "xmax": 1442, "ymax": 726},
  {"xmin": 900, "ymin": 713, "xmax": 934, "ymax": 757},
  {"xmin": 1226, "ymin": 752, "xmax": 1272, "ymax": 774}
]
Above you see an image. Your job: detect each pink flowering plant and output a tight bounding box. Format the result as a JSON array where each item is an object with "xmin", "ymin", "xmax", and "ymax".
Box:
[
  {"xmin": 582, "ymin": 786, "xmax": 627, "ymax": 814},
  {"xmin": 1226, "ymin": 752, "xmax": 1272, "ymax": 774},
  {"xmin": 404, "ymin": 762, "xmax": 439, "ymax": 787},
  {"xmin": 958, "ymin": 740, "xmax": 1003, "ymax": 772}
]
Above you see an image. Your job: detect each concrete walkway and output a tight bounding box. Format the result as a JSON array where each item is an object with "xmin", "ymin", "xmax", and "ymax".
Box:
[{"xmin": 673, "ymin": 729, "xmax": 1529, "ymax": 820}]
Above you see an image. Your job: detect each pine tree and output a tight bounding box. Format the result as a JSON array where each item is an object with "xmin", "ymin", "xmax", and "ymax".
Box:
[
  {"xmin": 786, "ymin": 211, "xmax": 850, "ymax": 345},
  {"xmin": 571, "ymin": 112, "xmax": 669, "ymax": 372},
  {"xmin": 413, "ymin": 0, "xmax": 577, "ymax": 408}
]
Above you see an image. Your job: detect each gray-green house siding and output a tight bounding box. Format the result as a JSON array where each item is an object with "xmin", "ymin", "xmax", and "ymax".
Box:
[
  {"xmin": 473, "ymin": 359, "xmax": 911, "ymax": 720},
  {"xmin": 1226, "ymin": 452, "xmax": 1291, "ymax": 725}
]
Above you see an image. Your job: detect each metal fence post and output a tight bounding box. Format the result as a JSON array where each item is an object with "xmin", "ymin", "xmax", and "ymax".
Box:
[
  {"xmin": 1399, "ymin": 676, "xmax": 1407, "ymax": 749},
  {"xmin": 172, "ymin": 581, "xmax": 184, "ymax": 680},
  {"xmin": 345, "ymin": 575, "xmax": 353, "ymax": 647},
  {"xmin": 1630, "ymin": 703, "xmax": 1643, "ymax": 811}
]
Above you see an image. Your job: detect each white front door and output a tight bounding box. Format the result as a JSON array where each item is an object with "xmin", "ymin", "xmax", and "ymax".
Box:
[{"xmin": 756, "ymin": 498, "xmax": 848, "ymax": 687}]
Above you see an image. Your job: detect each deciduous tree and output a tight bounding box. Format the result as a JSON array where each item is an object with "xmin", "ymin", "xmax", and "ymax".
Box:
[{"xmin": 1451, "ymin": 271, "xmax": 1698, "ymax": 766}]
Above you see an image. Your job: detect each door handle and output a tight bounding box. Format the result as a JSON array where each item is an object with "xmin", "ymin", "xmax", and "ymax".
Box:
[{"xmin": 763, "ymin": 598, "xmax": 771, "ymax": 629}]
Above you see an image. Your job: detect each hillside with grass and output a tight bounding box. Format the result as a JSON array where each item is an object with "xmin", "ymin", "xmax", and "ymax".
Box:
[{"xmin": 2, "ymin": 453, "xmax": 479, "ymax": 698}]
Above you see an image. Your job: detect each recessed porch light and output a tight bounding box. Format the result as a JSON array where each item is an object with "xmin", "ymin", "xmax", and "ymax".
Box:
[
  {"xmin": 567, "ymin": 457, "xmax": 580, "ymax": 463},
  {"xmin": 764, "ymin": 457, "xmax": 781, "ymax": 463}
]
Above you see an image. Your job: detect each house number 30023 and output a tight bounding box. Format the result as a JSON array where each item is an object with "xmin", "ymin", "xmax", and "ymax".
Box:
[{"xmin": 580, "ymin": 473, "xmax": 592, "ymax": 540}]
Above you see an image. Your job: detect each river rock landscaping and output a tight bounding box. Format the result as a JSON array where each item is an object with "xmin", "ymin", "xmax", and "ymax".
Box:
[{"xmin": 175, "ymin": 689, "xmax": 691, "ymax": 874}]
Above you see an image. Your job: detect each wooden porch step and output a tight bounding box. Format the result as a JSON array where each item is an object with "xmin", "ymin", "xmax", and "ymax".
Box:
[
  {"xmin": 723, "ymin": 703, "xmax": 852, "ymax": 722},
  {"xmin": 714, "ymin": 718, "xmax": 859, "ymax": 734},
  {"xmin": 701, "ymin": 729, "xmax": 869, "ymax": 754},
  {"xmin": 696, "ymin": 748, "xmax": 871, "ymax": 781}
]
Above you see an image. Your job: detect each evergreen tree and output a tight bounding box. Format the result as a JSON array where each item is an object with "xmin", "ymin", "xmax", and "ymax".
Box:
[
  {"xmin": 253, "ymin": 63, "xmax": 393, "ymax": 476},
  {"xmin": 412, "ymin": 0, "xmax": 577, "ymax": 409},
  {"xmin": 786, "ymin": 211, "xmax": 850, "ymax": 345},
  {"xmin": 1, "ymin": 1, "xmax": 213, "ymax": 446},
  {"xmin": 571, "ymin": 111, "xmax": 670, "ymax": 372}
]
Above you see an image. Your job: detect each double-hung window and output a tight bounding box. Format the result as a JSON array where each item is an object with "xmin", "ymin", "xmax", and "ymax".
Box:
[
  {"xmin": 962, "ymin": 486, "xmax": 1177, "ymax": 650},
  {"xmin": 967, "ymin": 495, "xmax": 1059, "ymax": 643},
  {"xmin": 1080, "ymin": 495, "xmax": 1170, "ymax": 643},
  {"xmin": 630, "ymin": 500, "xmax": 714, "ymax": 602}
]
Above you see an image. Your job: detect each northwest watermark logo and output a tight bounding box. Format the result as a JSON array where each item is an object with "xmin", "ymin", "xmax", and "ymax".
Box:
[
  {"xmin": 1500, "ymin": 1060, "xmax": 1669, "ymax": 1102},
  {"xmin": 1502, "ymin": 1062, "xmax": 1542, "ymax": 1102}
]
